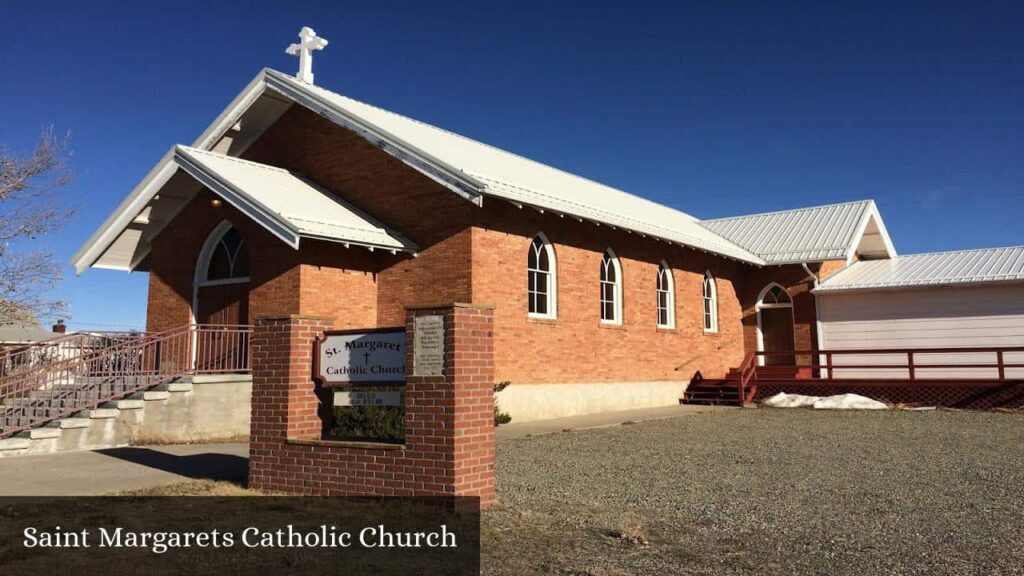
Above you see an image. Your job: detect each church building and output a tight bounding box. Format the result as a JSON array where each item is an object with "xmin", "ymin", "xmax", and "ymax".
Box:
[{"xmin": 73, "ymin": 36, "xmax": 1024, "ymax": 420}]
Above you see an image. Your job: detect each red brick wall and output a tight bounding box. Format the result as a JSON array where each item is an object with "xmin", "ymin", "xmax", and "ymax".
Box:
[
  {"xmin": 295, "ymin": 238, "xmax": 379, "ymax": 330},
  {"xmin": 242, "ymin": 106, "xmax": 475, "ymax": 327},
  {"xmin": 471, "ymin": 201, "xmax": 747, "ymax": 382},
  {"xmin": 145, "ymin": 189, "xmax": 303, "ymax": 332},
  {"xmin": 247, "ymin": 307, "xmax": 495, "ymax": 507},
  {"xmin": 738, "ymin": 260, "xmax": 843, "ymax": 361}
]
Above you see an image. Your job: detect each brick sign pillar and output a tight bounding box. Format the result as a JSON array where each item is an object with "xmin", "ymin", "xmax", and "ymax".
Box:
[
  {"xmin": 247, "ymin": 306, "xmax": 496, "ymax": 509},
  {"xmin": 248, "ymin": 315, "xmax": 333, "ymax": 488},
  {"xmin": 406, "ymin": 304, "xmax": 496, "ymax": 508}
]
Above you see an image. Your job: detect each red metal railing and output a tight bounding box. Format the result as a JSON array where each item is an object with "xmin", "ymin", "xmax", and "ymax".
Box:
[
  {"xmin": 753, "ymin": 347, "xmax": 1024, "ymax": 382},
  {"xmin": 0, "ymin": 324, "xmax": 251, "ymax": 438},
  {"xmin": 736, "ymin": 352, "xmax": 758, "ymax": 403}
]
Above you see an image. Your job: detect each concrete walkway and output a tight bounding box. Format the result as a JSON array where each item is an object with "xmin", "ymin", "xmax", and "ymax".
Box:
[
  {"xmin": 0, "ymin": 442, "xmax": 249, "ymax": 496},
  {"xmin": 0, "ymin": 404, "xmax": 727, "ymax": 495}
]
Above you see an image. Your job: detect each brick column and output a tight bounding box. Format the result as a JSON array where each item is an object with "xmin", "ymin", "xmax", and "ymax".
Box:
[
  {"xmin": 248, "ymin": 315, "xmax": 333, "ymax": 490},
  {"xmin": 246, "ymin": 306, "xmax": 496, "ymax": 509},
  {"xmin": 406, "ymin": 304, "xmax": 496, "ymax": 508}
]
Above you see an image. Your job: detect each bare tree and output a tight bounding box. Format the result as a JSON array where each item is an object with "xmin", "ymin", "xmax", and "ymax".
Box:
[{"xmin": 0, "ymin": 128, "xmax": 73, "ymax": 324}]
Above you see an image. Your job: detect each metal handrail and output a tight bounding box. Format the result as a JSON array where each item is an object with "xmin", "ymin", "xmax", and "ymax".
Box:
[{"xmin": 1, "ymin": 324, "xmax": 252, "ymax": 438}]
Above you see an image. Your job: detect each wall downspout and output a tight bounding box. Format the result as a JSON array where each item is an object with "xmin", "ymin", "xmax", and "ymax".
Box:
[{"xmin": 801, "ymin": 261, "xmax": 819, "ymax": 287}]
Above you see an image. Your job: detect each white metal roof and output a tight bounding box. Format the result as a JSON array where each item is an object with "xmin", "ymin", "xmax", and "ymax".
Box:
[
  {"xmin": 816, "ymin": 246, "xmax": 1024, "ymax": 292},
  {"xmin": 71, "ymin": 146, "xmax": 416, "ymax": 273},
  {"xmin": 177, "ymin": 147, "xmax": 416, "ymax": 251},
  {"xmin": 234, "ymin": 69, "xmax": 764, "ymax": 264},
  {"xmin": 700, "ymin": 200, "xmax": 895, "ymax": 264}
]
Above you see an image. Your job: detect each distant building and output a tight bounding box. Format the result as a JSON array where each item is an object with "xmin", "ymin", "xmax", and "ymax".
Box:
[{"xmin": 0, "ymin": 321, "xmax": 59, "ymax": 347}]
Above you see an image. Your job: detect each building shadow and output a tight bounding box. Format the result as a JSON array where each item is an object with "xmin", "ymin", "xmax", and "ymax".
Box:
[{"xmin": 93, "ymin": 447, "xmax": 248, "ymax": 483}]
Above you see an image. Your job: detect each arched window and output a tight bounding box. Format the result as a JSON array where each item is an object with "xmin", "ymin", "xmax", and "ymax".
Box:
[
  {"xmin": 527, "ymin": 233, "xmax": 557, "ymax": 318},
  {"xmin": 600, "ymin": 249, "xmax": 622, "ymax": 324},
  {"xmin": 702, "ymin": 272, "xmax": 718, "ymax": 333},
  {"xmin": 760, "ymin": 284, "xmax": 791, "ymax": 305},
  {"xmin": 202, "ymin": 224, "xmax": 249, "ymax": 282},
  {"xmin": 656, "ymin": 261, "xmax": 675, "ymax": 328}
]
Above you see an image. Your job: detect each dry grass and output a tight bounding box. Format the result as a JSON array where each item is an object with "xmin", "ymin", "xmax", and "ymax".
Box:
[
  {"xmin": 605, "ymin": 517, "xmax": 649, "ymax": 547},
  {"xmin": 108, "ymin": 479, "xmax": 263, "ymax": 496}
]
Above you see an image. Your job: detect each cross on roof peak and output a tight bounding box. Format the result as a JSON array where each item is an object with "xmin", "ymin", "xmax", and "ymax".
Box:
[{"xmin": 285, "ymin": 26, "xmax": 328, "ymax": 85}]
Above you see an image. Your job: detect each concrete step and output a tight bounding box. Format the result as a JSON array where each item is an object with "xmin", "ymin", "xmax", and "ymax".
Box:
[
  {"xmin": 102, "ymin": 399, "xmax": 144, "ymax": 410},
  {"xmin": 79, "ymin": 408, "xmax": 119, "ymax": 419},
  {"xmin": 129, "ymin": 390, "xmax": 171, "ymax": 401},
  {"xmin": 0, "ymin": 438, "xmax": 31, "ymax": 451},
  {"xmin": 154, "ymin": 381, "xmax": 193, "ymax": 393},
  {"xmin": 46, "ymin": 418, "xmax": 91, "ymax": 430},
  {"xmin": 17, "ymin": 427, "xmax": 63, "ymax": 440}
]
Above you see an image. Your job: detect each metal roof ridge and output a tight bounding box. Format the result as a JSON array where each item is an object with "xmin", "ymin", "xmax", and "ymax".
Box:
[{"xmin": 700, "ymin": 199, "xmax": 874, "ymax": 223}]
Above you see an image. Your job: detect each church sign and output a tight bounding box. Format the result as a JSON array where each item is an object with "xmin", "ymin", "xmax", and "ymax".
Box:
[
  {"xmin": 333, "ymin": 390, "xmax": 403, "ymax": 407},
  {"xmin": 314, "ymin": 327, "xmax": 406, "ymax": 386}
]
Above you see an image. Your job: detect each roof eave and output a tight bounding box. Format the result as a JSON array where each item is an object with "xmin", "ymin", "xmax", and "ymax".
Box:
[
  {"xmin": 71, "ymin": 148, "xmax": 179, "ymax": 275},
  {"xmin": 814, "ymin": 277, "xmax": 1024, "ymax": 294}
]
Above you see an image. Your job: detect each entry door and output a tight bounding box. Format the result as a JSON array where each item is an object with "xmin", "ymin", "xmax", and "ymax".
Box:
[
  {"xmin": 196, "ymin": 282, "xmax": 249, "ymax": 371},
  {"xmin": 760, "ymin": 307, "xmax": 795, "ymax": 366}
]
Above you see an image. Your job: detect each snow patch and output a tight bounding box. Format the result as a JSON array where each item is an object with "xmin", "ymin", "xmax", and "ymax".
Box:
[{"xmin": 762, "ymin": 392, "xmax": 888, "ymax": 410}]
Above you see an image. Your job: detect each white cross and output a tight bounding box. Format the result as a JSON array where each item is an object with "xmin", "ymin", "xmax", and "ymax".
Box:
[{"xmin": 285, "ymin": 26, "xmax": 329, "ymax": 85}]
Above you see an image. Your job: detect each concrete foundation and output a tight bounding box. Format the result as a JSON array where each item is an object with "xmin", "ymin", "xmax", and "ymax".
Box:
[
  {"xmin": 0, "ymin": 374, "xmax": 251, "ymax": 458},
  {"xmin": 495, "ymin": 380, "xmax": 686, "ymax": 423}
]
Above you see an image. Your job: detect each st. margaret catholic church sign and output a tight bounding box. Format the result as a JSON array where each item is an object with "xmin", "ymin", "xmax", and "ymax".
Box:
[{"xmin": 315, "ymin": 328, "xmax": 406, "ymax": 385}]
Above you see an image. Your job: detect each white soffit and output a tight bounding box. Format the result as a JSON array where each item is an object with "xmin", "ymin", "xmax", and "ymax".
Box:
[
  {"xmin": 700, "ymin": 200, "xmax": 896, "ymax": 264},
  {"xmin": 72, "ymin": 147, "xmax": 417, "ymax": 274},
  {"xmin": 199, "ymin": 69, "xmax": 763, "ymax": 264},
  {"xmin": 815, "ymin": 246, "xmax": 1024, "ymax": 292}
]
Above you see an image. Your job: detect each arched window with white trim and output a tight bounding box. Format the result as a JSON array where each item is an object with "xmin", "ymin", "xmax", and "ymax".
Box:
[
  {"xmin": 527, "ymin": 233, "xmax": 557, "ymax": 318},
  {"xmin": 702, "ymin": 272, "xmax": 718, "ymax": 333},
  {"xmin": 196, "ymin": 222, "xmax": 250, "ymax": 285},
  {"xmin": 600, "ymin": 249, "xmax": 623, "ymax": 324},
  {"xmin": 656, "ymin": 261, "xmax": 675, "ymax": 328}
]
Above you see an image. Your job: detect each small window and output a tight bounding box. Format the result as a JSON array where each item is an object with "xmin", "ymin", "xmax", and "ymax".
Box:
[
  {"xmin": 206, "ymin": 226, "xmax": 249, "ymax": 281},
  {"xmin": 702, "ymin": 272, "xmax": 718, "ymax": 333},
  {"xmin": 527, "ymin": 234, "xmax": 557, "ymax": 318},
  {"xmin": 656, "ymin": 262, "xmax": 675, "ymax": 328},
  {"xmin": 600, "ymin": 249, "xmax": 622, "ymax": 324}
]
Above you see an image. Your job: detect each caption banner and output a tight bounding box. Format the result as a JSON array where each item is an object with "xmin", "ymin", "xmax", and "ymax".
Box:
[{"xmin": 0, "ymin": 496, "xmax": 480, "ymax": 575}]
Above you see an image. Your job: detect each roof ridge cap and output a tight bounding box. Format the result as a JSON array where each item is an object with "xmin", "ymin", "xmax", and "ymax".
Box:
[
  {"xmin": 886, "ymin": 245, "xmax": 1024, "ymax": 259},
  {"xmin": 701, "ymin": 199, "xmax": 874, "ymax": 223},
  {"xmin": 177, "ymin": 145, "xmax": 292, "ymax": 174}
]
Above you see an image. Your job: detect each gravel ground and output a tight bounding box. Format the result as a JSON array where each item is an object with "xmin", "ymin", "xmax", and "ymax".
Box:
[{"xmin": 482, "ymin": 409, "xmax": 1024, "ymax": 576}]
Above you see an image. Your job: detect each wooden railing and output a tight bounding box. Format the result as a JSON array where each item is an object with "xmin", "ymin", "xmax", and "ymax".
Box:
[
  {"xmin": 753, "ymin": 347, "xmax": 1024, "ymax": 382},
  {"xmin": 0, "ymin": 324, "xmax": 251, "ymax": 438}
]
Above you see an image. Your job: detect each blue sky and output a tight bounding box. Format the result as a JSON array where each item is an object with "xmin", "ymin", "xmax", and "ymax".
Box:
[{"xmin": 1, "ymin": 1, "xmax": 1021, "ymax": 330}]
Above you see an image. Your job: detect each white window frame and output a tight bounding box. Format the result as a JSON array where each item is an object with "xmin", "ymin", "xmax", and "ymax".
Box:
[
  {"xmin": 527, "ymin": 233, "xmax": 557, "ymax": 319},
  {"xmin": 702, "ymin": 271, "xmax": 719, "ymax": 333},
  {"xmin": 656, "ymin": 261, "xmax": 675, "ymax": 329},
  {"xmin": 600, "ymin": 249, "xmax": 623, "ymax": 325}
]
